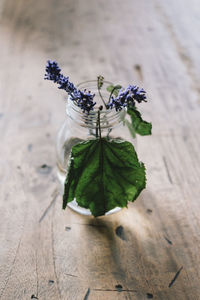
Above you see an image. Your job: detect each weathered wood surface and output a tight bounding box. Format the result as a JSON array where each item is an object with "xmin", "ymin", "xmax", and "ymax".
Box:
[{"xmin": 0, "ymin": 0, "xmax": 200, "ymax": 299}]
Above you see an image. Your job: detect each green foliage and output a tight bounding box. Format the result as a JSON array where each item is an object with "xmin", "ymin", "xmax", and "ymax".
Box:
[
  {"xmin": 127, "ymin": 106, "xmax": 152, "ymax": 136},
  {"xmin": 63, "ymin": 138, "xmax": 146, "ymax": 217},
  {"xmin": 107, "ymin": 84, "xmax": 122, "ymax": 97}
]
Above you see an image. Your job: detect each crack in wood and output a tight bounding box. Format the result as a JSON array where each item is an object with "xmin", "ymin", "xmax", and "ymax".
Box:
[
  {"xmin": 83, "ymin": 288, "xmax": 90, "ymax": 300},
  {"xmin": 64, "ymin": 273, "xmax": 78, "ymax": 278},
  {"xmin": 115, "ymin": 226, "xmax": 127, "ymax": 241},
  {"xmin": 35, "ymin": 250, "xmax": 39, "ymax": 299},
  {"xmin": 65, "ymin": 226, "xmax": 71, "ymax": 231},
  {"xmin": 163, "ymin": 156, "xmax": 173, "ymax": 184},
  {"xmin": 0, "ymin": 226, "xmax": 23, "ymax": 298},
  {"xmin": 115, "ymin": 284, "xmax": 123, "ymax": 291},
  {"xmin": 39, "ymin": 188, "xmax": 59, "ymax": 223},
  {"xmin": 37, "ymin": 164, "xmax": 52, "ymax": 175},
  {"xmin": 51, "ymin": 206, "xmax": 62, "ymax": 299},
  {"xmin": 164, "ymin": 236, "xmax": 173, "ymax": 245},
  {"xmin": 168, "ymin": 266, "xmax": 183, "ymax": 288},
  {"xmin": 73, "ymin": 222, "xmax": 106, "ymax": 228},
  {"xmin": 146, "ymin": 293, "xmax": 153, "ymax": 299},
  {"xmin": 92, "ymin": 288, "xmax": 137, "ymax": 293}
]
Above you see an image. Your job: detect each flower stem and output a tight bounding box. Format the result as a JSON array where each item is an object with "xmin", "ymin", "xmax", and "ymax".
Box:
[
  {"xmin": 96, "ymin": 123, "xmax": 98, "ymax": 138},
  {"xmin": 108, "ymin": 86, "xmax": 119, "ymax": 103},
  {"xmin": 97, "ymin": 76, "xmax": 107, "ymax": 109},
  {"xmin": 98, "ymin": 110, "xmax": 102, "ymax": 139},
  {"xmin": 98, "ymin": 86, "xmax": 107, "ymax": 108}
]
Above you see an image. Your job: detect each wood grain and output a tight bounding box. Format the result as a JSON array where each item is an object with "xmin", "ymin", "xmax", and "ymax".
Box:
[{"xmin": 0, "ymin": 0, "xmax": 200, "ymax": 299}]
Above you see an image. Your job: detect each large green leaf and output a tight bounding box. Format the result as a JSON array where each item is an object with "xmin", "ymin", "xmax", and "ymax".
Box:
[
  {"xmin": 127, "ymin": 107, "xmax": 152, "ymax": 136},
  {"xmin": 63, "ymin": 138, "xmax": 146, "ymax": 217}
]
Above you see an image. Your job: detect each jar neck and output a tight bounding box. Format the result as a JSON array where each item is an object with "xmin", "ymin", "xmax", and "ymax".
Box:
[
  {"xmin": 65, "ymin": 80, "xmax": 126, "ymax": 130},
  {"xmin": 66, "ymin": 100, "xmax": 125, "ymax": 130}
]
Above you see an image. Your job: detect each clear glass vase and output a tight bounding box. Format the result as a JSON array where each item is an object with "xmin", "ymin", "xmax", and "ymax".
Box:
[{"xmin": 56, "ymin": 81, "xmax": 137, "ymax": 216}]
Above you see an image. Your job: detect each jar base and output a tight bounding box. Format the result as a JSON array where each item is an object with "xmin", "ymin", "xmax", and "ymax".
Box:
[{"xmin": 68, "ymin": 199, "xmax": 122, "ymax": 216}]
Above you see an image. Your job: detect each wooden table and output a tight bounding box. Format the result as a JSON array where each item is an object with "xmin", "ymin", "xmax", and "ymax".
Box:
[{"xmin": 0, "ymin": 0, "xmax": 200, "ymax": 299}]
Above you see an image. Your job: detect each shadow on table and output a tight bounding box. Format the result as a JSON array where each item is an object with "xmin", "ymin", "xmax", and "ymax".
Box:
[{"xmin": 74, "ymin": 189, "xmax": 184, "ymax": 298}]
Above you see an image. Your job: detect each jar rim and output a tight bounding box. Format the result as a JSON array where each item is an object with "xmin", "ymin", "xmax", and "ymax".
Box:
[
  {"xmin": 66, "ymin": 80, "xmax": 126, "ymax": 129},
  {"xmin": 77, "ymin": 79, "xmax": 113, "ymax": 89},
  {"xmin": 67, "ymin": 96, "xmax": 124, "ymax": 116},
  {"xmin": 70, "ymin": 79, "xmax": 121, "ymax": 114},
  {"xmin": 66, "ymin": 99, "xmax": 126, "ymax": 129}
]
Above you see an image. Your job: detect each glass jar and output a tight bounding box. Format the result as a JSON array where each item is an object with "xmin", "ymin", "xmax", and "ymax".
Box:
[{"xmin": 56, "ymin": 81, "xmax": 137, "ymax": 216}]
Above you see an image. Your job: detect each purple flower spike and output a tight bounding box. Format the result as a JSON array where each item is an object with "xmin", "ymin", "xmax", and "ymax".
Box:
[
  {"xmin": 76, "ymin": 90, "xmax": 96, "ymax": 113},
  {"xmin": 44, "ymin": 60, "xmax": 61, "ymax": 82},
  {"xmin": 44, "ymin": 60, "xmax": 96, "ymax": 113},
  {"xmin": 107, "ymin": 85, "xmax": 147, "ymax": 111}
]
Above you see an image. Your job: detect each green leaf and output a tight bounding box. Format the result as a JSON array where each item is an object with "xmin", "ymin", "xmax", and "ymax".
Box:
[
  {"xmin": 106, "ymin": 84, "xmax": 122, "ymax": 97},
  {"xmin": 63, "ymin": 138, "xmax": 146, "ymax": 217},
  {"xmin": 127, "ymin": 107, "xmax": 152, "ymax": 136}
]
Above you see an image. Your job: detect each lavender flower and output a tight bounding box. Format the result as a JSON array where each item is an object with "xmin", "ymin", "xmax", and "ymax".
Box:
[
  {"xmin": 44, "ymin": 60, "xmax": 61, "ymax": 82},
  {"xmin": 57, "ymin": 74, "xmax": 76, "ymax": 94},
  {"xmin": 76, "ymin": 90, "xmax": 96, "ymax": 113},
  {"xmin": 127, "ymin": 86, "xmax": 147, "ymax": 103},
  {"xmin": 44, "ymin": 60, "xmax": 96, "ymax": 113},
  {"xmin": 107, "ymin": 85, "xmax": 147, "ymax": 111}
]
